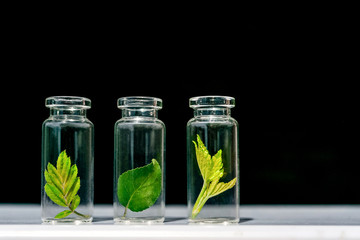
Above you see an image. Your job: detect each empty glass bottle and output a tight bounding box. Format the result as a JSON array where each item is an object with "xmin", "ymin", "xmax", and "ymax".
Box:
[
  {"xmin": 187, "ymin": 96, "xmax": 239, "ymax": 224},
  {"xmin": 114, "ymin": 96, "xmax": 166, "ymax": 224},
  {"xmin": 41, "ymin": 96, "xmax": 94, "ymax": 224}
]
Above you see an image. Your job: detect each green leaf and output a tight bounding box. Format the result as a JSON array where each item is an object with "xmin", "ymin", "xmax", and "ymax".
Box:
[
  {"xmin": 117, "ymin": 159, "xmax": 162, "ymax": 216},
  {"xmin": 192, "ymin": 136, "xmax": 211, "ymax": 180},
  {"xmin": 44, "ymin": 150, "xmax": 86, "ymax": 219},
  {"xmin": 44, "ymin": 170, "xmax": 52, "ymax": 185},
  {"xmin": 44, "ymin": 183, "xmax": 67, "ymax": 207},
  {"xmin": 55, "ymin": 210, "xmax": 73, "ymax": 219},
  {"xmin": 64, "ymin": 164, "xmax": 78, "ymax": 195},
  {"xmin": 193, "ymin": 135, "xmax": 224, "ymax": 182},
  {"xmin": 206, "ymin": 177, "xmax": 237, "ymax": 198},
  {"xmin": 191, "ymin": 135, "xmax": 237, "ymax": 219},
  {"xmin": 61, "ymin": 153, "xmax": 71, "ymax": 182},
  {"xmin": 56, "ymin": 150, "xmax": 68, "ymax": 179},
  {"xmin": 46, "ymin": 163, "xmax": 63, "ymax": 194},
  {"xmin": 66, "ymin": 177, "xmax": 80, "ymax": 204},
  {"xmin": 70, "ymin": 195, "xmax": 81, "ymax": 211},
  {"xmin": 208, "ymin": 149, "xmax": 224, "ymax": 182}
]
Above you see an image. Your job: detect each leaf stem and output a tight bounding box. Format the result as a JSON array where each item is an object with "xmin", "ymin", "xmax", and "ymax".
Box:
[
  {"xmin": 122, "ymin": 190, "xmax": 134, "ymax": 218},
  {"xmin": 73, "ymin": 210, "xmax": 90, "ymax": 219},
  {"xmin": 68, "ymin": 203, "xmax": 89, "ymax": 219},
  {"xmin": 191, "ymin": 182, "xmax": 209, "ymax": 219},
  {"xmin": 122, "ymin": 207, "xmax": 128, "ymax": 218}
]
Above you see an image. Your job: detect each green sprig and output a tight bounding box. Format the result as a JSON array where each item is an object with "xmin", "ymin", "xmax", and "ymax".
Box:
[
  {"xmin": 191, "ymin": 135, "xmax": 237, "ymax": 219},
  {"xmin": 44, "ymin": 150, "xmax": 88, "ymax": 219}
]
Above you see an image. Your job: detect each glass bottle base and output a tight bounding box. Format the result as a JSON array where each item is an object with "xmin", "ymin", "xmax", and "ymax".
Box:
[
  {"xmin": 42, "ymin": 217, "xmax": 93, "ymax": 225},
  {"xmin": 114, "ymin": 217, "xmax": 164, "ymax": 224},
  {"xmin": 188, "ymin": 217, "xmax": 239, "ymax": 224}
]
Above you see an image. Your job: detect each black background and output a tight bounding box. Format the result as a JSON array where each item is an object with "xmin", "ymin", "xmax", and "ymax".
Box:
[{"xmin": 1, "ymin": 4, "xmax": 358, "ymax": 205}]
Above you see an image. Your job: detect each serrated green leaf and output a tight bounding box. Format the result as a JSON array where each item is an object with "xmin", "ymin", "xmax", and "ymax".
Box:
[
  {"xmin": 208, "ymin": 149, "xmax": 224, "ymax": 182},
  {"xmin": 44, "ymin": 169, "xmax": 53, "ymax": 185},
  {"xmin": 64, "ymin": 164, "xmax": 78, "ymax": 195},
  {"xmin": 45, "ymin": 167, "xmax": 63, "ymax": 194},
  {"xmin": 55, "ymin": 210, "xmax": 73, "ymax": 219},
  {"xmin": 193, "ymin": 135, "xmax": 224, "ymax": 182},
  {"xmin": 61, "ymin": 154, "xmax": 71, "ymax": 182},
  {"xmin": 207, "ymin": 177, "xmax": 237, "ymax": 198},
  {"xmin": 44, "ymin": 150, "xmax": 86, "ymax": 219},
  {"xmin": 70, "ymin": 195, "xmax": 80, "ymax": 211},
  {"xmin": 47, "ymin": 163, "xmax": 63, "ymax": 192},
  {"xmin": 44, "ymin": 183, "xmax": 67, "ymax": 207},
  {"xmin": 191, "ymin": 135, "xmax": 237, "ymax": 219},
  {"xmin": 66, "ymin": 177, "xmax": 80, "ymax": 204},
  {"xmin": 56, "ymin": 150, "xmax": 67, "ymax": 178},
  {"xmin": 193, "ymin": 136, "xmax": 211, "ymax": 180},
  {"xmin": 117, "ymin": 159, "xmax": 161, "ymax": 215}
]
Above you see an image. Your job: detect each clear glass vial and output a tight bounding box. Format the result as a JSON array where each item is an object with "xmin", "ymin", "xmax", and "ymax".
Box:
[
  {"xmin": 114, "ymin": 96, "xmax": 166, "ymax": 224},
  {"xmin": 187, "ymin": 96, "xmax": 239, "ymax": 224},
  {"xmin": 41, "ymin": 96, "xmax": 94, "ymax": 224}
]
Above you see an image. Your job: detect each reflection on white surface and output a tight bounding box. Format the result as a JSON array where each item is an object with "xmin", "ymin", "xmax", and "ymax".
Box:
[{"xmin": 1, "ymin": 204, "xmax": 360, "ymax": 239}]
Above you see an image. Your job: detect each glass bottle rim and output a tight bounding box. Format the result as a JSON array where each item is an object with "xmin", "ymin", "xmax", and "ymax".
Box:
[
  {"xmin": 189, "ymin": 95, "xmax": 235, "ymax": 108},
  {"xmin": 117, "ymin": 96, "xmax": 163, "ymax": 109},
  {"xmin": 45, "ymin": 96, "xmax": 91, "ymax": 109}
]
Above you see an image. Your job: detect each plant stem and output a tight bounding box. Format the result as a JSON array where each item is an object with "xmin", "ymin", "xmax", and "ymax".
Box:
[
  {"xmin": 122, "ymin": 206, "xmax": 128, "ymax": 218},
  {"xmin": 191, "ymin": 182, "xmax": 209, "ymax": 219},
  {"xmin": 73, "ymin": 210, "xmax": 90, "ymax": 219},
  {"xmin": 69, "ymin": 205, "xmax": 89, "ymax": 219},
  {"xmin": 122, "ymin": 192, "xmax": 134, "ymax": 218}
]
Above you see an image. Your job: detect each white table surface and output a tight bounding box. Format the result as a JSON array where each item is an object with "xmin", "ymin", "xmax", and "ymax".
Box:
[{"xmin": 1, "ymin": 204, "xmax": 360, "ymax": 239}]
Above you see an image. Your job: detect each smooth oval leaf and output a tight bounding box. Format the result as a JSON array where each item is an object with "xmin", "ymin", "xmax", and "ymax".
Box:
[{"xmin": 117, "ymin": 159, "xmax": 161, "ymax": 212}]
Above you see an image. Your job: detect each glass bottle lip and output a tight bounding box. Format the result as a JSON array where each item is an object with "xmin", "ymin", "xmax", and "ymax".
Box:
[
  {"xmin": 117, "ymin": 96, "xmax": 163, "ymax": 110},
  {"xmin": 45, "ymin": 96, "xmax": 91, "ymax": 109},
  {"xmin": 189, "ymin": 95, "xmax": 235, "ymax": 109}
]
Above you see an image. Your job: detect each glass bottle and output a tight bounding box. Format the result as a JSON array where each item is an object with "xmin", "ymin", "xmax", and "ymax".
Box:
[
  {"xmin": 187, "ymin": 96, "xmax": 239, "ymax": 224},
  {"xmin": 114, "ymin": 96, "xmax": 166, "ymax": 224},
  {"xmin": 41, "ymin": 96, "xmax": 94, "ymax": 224}
]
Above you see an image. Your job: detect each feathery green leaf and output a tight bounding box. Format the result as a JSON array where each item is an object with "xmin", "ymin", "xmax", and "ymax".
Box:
[{"xmin": 44, "ymin": 150, "xmax": 86, "ymax": 219}]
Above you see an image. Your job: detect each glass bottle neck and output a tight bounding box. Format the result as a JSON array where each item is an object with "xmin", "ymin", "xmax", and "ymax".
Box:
[
  {"xmin": 50, "ymin": 108, "xmax": 87, "ymax": 118},
  {"xmin": 122, "ymin": 108, "xmax": 158, "ymax": 118},
  {"xmin": 194, "ymin": 107, "xmax": 231, "ymax": 117}
]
